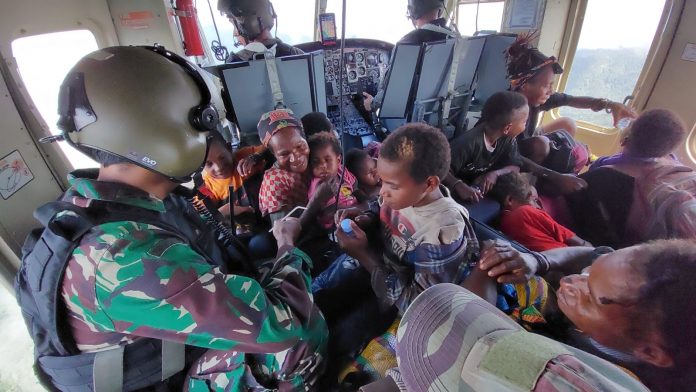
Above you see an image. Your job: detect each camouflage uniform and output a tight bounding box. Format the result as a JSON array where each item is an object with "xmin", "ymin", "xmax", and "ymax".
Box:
[{"xmin": 58, "ymin": 171, "xmax": 327, "ymax": 391}]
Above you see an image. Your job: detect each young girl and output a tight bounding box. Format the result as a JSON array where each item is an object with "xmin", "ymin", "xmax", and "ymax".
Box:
[
  {"xmin": 345, "ymin": 148, "xmax": 381, "ymax": 202},
  {"xmin": 306, "ymin": 132, "xmax": 358, "ymax": 228}
]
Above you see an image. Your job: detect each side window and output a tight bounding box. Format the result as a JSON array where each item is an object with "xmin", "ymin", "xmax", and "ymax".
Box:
[
  {"xmin": 12, "ymin": 30, "xmax": 99, "ymax": 169},
  {"xmin": 457, "ymin": 1, "xmax": 505, "ymax": 36},
  {"xmin": 558, "ymin": 0, "xmax": 668, "ymax": 129}
]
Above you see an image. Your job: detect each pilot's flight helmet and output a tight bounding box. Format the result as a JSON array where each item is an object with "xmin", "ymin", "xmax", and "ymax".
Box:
[
  {"xmin": 407, "ymin": 0, "xmax": 446, "ymax": 20},
  {"xmin": 218, "ymin": 0, "xmax": 276, "ymax": 42},
  {"xmin": 56, "ymin": 45, "xmax": 223, "ymax": 182}
]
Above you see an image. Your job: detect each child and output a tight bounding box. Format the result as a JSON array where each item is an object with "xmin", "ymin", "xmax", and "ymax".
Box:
[
  {"xmin": 197, "ymin": 133, "xmax": 261, "ymax": 220},
  {"xmin": 444, "ymin": 91, "xmax": 529, "ymax": 203},
  {"xmin": 301, "ymin": 111, "xmax": 337, "ymax": 139},
  {"xmin": 491, "ymin": 172, "xmax": 591, "ymax": 251},
  {"xmin": 306, "ymin": 132, "xmax": 359, "ymax": 228},
  {"xmin": 345, "ymin": 148, "xmax": 381, "ymax": 202}
]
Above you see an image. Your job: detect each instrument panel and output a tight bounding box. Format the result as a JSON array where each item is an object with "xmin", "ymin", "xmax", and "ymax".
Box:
[{"xmin": 297, "ymin": 39, "xmax": 394, "ymax": 137}]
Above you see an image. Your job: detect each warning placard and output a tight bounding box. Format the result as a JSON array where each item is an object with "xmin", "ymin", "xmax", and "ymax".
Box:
[
  {"xmin": 0, "ymin": 150, "xmax": 34, "ymax": 200},
  {"xmin": 120, "ymin": 11, "xmax": 154, "ymax": 30}
]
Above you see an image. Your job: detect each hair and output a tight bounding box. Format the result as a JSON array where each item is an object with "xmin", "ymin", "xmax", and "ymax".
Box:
[
  {"xmin": 481, "ymin": 91, "xmax": 528, "ymax": 130},
  {"xmin": 624, "ymin": 109, "xmax": 686, "ymax": 158},
  {"xmin": 489, "ymin": 172, "xmax": 531, "ymax": 204},
  {"xmin": 301, "ymin": 112, "xmax": 334, "ymax": 138},
  {"xmin": 505, "ymin": 33, "xmax": 562, "ymax": 89},
  {"xmin": 380, "ymin": 123, "xmax": 450, "ymax": 182},
  {"xmin": 623, "ymin": 240, "xmax": 696, "ymax": 375},
  {"xmin": 308, "ymin": 131, "xmax": 341, "ymax": 158},
  {"xmin": 345, "ymin": 148, "xmax": 370, "ymax": 176}
]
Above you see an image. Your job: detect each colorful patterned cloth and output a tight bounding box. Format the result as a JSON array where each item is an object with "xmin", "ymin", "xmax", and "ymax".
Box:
[
  {"xmin": 371, "ymin": 195, "xmax": 479, "ymax": 314},
  {"xmin": 307, "ymin": 168, "xmax": 359, "ymax": 228},
  {"xmin": 59, "ymin": 172, "xmax": 327, "ymax": 391},
  {"xmin": 258, "ymin": 166, "xmax": 308, "ymax": 216}
]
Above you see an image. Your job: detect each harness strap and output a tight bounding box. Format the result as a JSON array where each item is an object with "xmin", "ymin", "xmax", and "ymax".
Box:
[
  {"xmin": 440, "ymin": 36, "xmax": 465, "ymax": 125},
  {"xmin": 419, "ymin": 23, "xmax": 460, "ymax": 38},
  {"xmin": 93, "ymin": 346, "xmax": 124, "ymax": 392},
  {"xmin": 263, "ymin": 50, "xmax": 286, "ymax": 109}
]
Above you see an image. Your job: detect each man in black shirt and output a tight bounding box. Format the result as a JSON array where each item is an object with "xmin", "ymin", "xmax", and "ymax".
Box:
[{"xmin": 218, "ymin": 0, "xmax": 304, "ymax": 63}]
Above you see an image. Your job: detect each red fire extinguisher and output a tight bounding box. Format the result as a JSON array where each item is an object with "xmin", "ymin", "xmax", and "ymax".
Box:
[{"xmin": 176, "ymin": 0, "xmax": 204, "ymax": 56}]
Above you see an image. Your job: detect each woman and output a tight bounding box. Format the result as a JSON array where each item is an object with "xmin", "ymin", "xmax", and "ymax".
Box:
[
  {"xmin": 568, "ymin": 109, "xmax": 696, "ymax": 247},
  {"xmin": 477, "ymin": 239, "xmax": 696, "ymax": 391},
  {"xmin": 505, "ymin": 35, "xmax": 636, "ymax": 194}
]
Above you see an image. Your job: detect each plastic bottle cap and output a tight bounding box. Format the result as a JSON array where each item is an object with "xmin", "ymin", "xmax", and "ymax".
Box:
[{"xmin": 340, "ymin": 219, "xmax": 354, "ymax": 234}]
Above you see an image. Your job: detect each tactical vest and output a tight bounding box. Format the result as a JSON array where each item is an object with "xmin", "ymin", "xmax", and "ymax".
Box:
[{"xmin": 14, "ymin": 189, "xmax": 251, "ymax": 392}]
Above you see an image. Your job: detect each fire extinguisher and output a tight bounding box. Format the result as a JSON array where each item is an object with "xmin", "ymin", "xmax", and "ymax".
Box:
[{"xmin": 176, "ymin": 0, "xmax": 204, "ymax": 56}]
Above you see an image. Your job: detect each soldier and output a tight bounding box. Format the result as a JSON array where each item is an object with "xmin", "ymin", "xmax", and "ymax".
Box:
[
  {"xmin": 218, "ymin": 0, "xmax": 304, "ymax": 63},
  {"xmin": 15, "ymin": 46, "xmax": 326, "ymax": 391}
]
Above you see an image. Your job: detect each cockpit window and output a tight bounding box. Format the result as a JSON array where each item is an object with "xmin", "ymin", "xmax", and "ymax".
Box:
[
  {"xmin": 456, "ymin": 1, "xmax": 505, "ymax": 36},
  {"xmin": 325, "ymin": 0, "xmax": 414, "ymax": 44},
  {"xmin": 12, "ymin": 30, "xmax": 99, "ymax": 169}
]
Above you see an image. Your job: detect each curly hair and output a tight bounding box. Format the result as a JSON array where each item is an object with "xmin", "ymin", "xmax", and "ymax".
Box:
[
  {"xmin": 489, "ymin": 172, "xmax": 531, "ymax": 204},
  {"xmin": 624, "ymin": 109, "xmax": 686, "ymax": 158},
  {"xmin": 379, "ymin": 123, "xmax": 450, "ymax": 182},
  {"xmin": 505, "ymin": 33, "xmax": 563, "ymax": 90},
  {"xmin": 345, "ymin": 148, "xmax": 370, "ymax": 175},
  {"xmin": 624, "ymin": 239, "xmax": 696, "ymax": 375},
  {"xmin": 308, "ymin": 131, "xmax": 341, "ymax": 158},
  {"xmin": 481, "ymin": 91, "xmax": 528, "ymax": 130},
  {"xmin": 301, "ymin": 112, "xmax": 334, "ymax": 138}
]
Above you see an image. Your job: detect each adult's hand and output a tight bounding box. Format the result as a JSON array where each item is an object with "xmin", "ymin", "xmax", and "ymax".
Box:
[
  {"xmin": 237, "ymin": 153, "xmax": 265, "ymax": 177},
  {"xmin": 312, "ymin": 177, "xmax": 339, "ymax": 205},
  {"xmin": 550, "ymin": 172, "xmax": 588, "ymax": 194},
  {"xmin": 362, "ymin": 92, "xmax": 374, "ymax": 112},
  {"xmin": 478, "ymin": 240, "xmax": 538, "ymax": 284},
  {"xmin": 272, "ymin": 217, "xmax": 302, "ymax": 248},
  {"xmin": 608, "ymin": 102, "xmax": 637, "ymax": 127}
]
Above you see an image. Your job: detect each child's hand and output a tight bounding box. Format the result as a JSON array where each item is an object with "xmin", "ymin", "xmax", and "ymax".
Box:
[
  {"xmin": 335, "ymin": 219, "xmax": 369, "ymax": 260},
  {"xmin": 474, "ymin": 172, "xmax": 498, "ymax": 195},
  {"xmin": 478, "ymin": 239, "xmax": 538, "ymax": 284},
  {"xmin": 454, "ymin": 182, "xmax": 483, "ymax": 203},
  {"xmin": 335, "ymin": 207, "xmax": 375, "ymax": 230}
]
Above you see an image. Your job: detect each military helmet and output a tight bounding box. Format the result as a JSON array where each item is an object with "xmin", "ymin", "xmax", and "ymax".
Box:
[
  {"xmin": 56, "ymin": 45, "xmax": 224, "ymax": 182},
  {"xmin": 407, "ymin": 0, "xmax": 446, "ymax": 20},
  {"xmin": 218, "ymin": 0, "xmax": 276, "ymax": 41}
]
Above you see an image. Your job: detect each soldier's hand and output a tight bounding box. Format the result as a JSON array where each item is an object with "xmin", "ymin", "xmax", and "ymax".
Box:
[{"xmin": 273, "ymin": 217, "xmax": 302, "ymax": 248}]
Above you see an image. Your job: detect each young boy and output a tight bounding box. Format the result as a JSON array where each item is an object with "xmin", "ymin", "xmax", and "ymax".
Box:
[
  {"xmin": 307, "ymin": 131, "xmax": 358, "ymax": 228},
  {"xmin": 444, "ymin": 91, "xmax": 529, "ymax": 203},
  {"xmin": 335, "ymin": 123, "xmax": 490, "ymax": 313},
  {"xmin": 491, "ymin": 172, "xmax": 591, "ymax": 251},
  {"xmin": 197, "ymin": 133, "xmax": 262, "ymax": 219}
]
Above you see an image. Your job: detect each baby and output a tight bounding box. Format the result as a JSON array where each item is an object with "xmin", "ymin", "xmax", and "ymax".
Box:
[{"xmin": 345, "ymin": 148, "xmax": 381, "ymax": 202}]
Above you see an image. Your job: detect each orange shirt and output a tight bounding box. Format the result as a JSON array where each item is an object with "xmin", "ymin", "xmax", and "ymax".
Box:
[{"xmin": 201, "ymin": 145, "xmax": 264, "ymax": 202}]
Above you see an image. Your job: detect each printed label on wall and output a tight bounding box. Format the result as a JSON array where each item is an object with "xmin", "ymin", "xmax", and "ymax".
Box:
[{"xmin": 0, "ymin": 150, "xmax": 34, "ymax": 200}]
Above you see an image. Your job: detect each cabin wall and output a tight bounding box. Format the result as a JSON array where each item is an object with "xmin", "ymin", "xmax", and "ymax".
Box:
[{"xmin": 645, "ymin": 0, "xmax": 696, "ymax": 166}]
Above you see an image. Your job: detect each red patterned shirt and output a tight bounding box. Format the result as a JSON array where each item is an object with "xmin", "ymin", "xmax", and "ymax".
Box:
[{"xmin": 259, "ymin": 166, "xmax": 308, "ymax": 216}]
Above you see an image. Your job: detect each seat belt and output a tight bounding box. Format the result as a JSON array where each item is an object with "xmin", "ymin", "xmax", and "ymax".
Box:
[
  {"xmin": 419, "ymin": 23, "xmax": 460, "ymax": 38},
  {"xmin": 440, "ymin": 36, "xmax": 465, "ymax": 125}
]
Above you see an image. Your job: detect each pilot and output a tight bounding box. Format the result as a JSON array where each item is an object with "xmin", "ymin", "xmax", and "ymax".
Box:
[
  {"xmin": 363, "ymin": 0, "xmax": 458, "ymax": 111},
  {"xmin": 15, "ymin": 46, "xmax": 326, "ymax": 391},
  {"xmin": 218, "ymin": 0, "xmax": 304, "ymax": 62}
]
